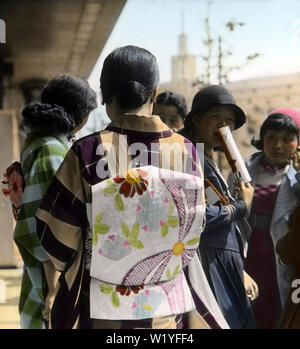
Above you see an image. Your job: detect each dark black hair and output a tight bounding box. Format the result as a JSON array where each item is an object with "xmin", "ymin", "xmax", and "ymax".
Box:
[
  {"xmin": 154, "ymin": 91, "xmax": 187, "ymax": 120},
  {"xmin": 251, "ymin": 113, "xmax": 299, "ymax": 150},
  {"xmin": 100, "ymin": 45, "xmax": 159, "ymax": 109},
  {"xmin": 22, "ymin": 74, "xmax": 97, "ymax": 134}
]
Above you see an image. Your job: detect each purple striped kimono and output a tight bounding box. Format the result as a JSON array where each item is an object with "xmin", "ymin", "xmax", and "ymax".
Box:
[{"xmin": 36, "ymin": 115, "xmax": 228, "ymax": 329}]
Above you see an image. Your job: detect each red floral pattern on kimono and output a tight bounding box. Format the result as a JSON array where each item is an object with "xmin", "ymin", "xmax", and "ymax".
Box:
[{"xmin": 2, "ymin": 161, "xmax": 25, "ymax": 220}]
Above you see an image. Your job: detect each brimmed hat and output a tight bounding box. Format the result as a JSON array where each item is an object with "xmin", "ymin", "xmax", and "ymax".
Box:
[{"xmin": 185, "ymin": 85, "xmax": 246, "ymax": 131}]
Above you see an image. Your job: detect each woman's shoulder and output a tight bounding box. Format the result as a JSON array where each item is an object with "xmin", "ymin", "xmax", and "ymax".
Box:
[
  {"xmin": 72, "ymin": 130, "xmax": 109, "ymax": 153},
  {"xmin": 70, "ymin": 130, "xmax": 111, "ymax": 169},
  {"xmin": 169, "ymin": 131, "xmax": 196, "ymax": 148},
  {"xmin": 22, "ymin": 133, "xmax": 68, "ymax": 159},
  {"xmin": 245, "ymin": 151, "xmax": 263, "ymax": 167},
  {"xmin": 24, "ymin": 132, "xmax": 68, "ymax": 145}
]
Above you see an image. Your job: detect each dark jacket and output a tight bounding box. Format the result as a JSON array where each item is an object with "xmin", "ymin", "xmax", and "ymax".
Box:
[{"xmin": 201, "ymin": 157, "xmax": 248, "ymax": 256}]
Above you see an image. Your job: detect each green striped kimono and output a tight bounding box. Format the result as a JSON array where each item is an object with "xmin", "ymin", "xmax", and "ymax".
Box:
[{"xmin": 13, "ymin": 132, "xmax": 70, "ymax": 329}]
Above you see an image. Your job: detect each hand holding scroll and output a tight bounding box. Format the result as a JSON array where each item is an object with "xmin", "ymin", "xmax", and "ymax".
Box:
[{"xmin": 235, "ymin": 181, "xmax": 254, "ymax": 210}]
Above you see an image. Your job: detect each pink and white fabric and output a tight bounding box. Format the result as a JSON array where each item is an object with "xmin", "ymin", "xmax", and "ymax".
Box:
[{"xmin": 89, "ymin": 165, "xmax": 205, "ymax": 320}]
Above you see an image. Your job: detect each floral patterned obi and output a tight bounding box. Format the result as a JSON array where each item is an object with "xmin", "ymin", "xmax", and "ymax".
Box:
[{"xmin": 87, "ymin": 165, "xmax": 205, "ymax": 320}]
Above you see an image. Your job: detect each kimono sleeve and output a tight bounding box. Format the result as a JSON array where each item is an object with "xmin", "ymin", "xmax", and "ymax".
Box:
[
  {"xmin": 14, "ymin": 139, "xmax": 69, "ymax": 263},
  {"xmin": 186, "ymin": 254, "xmax": 229, "ymax": 329},
  {"xmin": 35, "ymin": 145, "xmax": 89, "ymax": 272}
]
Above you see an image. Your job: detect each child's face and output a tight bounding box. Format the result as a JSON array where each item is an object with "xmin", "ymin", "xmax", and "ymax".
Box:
[
  {"xmin": 154, "ymin": 104, "xmax": 184, "ymax": 131},
  {"xmin": 263, "ymin": 130, "xmax": 298, "ymax": 165},
  {"xmin": 192, "ymin": 106, "xmax": 236, "ymax": 149}
]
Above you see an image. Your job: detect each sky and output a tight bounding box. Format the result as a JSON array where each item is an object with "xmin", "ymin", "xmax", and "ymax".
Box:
[
  {"xmin": 88, "ymin": 0, "xmax": 300, "ymax": 91},
  {"xmin": 80, "ymin": 0, "xmax": 300, "ymax": 135}
]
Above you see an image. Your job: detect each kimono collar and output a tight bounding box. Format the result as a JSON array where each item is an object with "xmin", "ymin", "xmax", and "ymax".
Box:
[
  {"xmin": 260, "ymin": 156, "xmax": 289, "ymax": 173},
  {"xmin": 108, "ymin": 114, "xmax": 171, "ymax": 133}
]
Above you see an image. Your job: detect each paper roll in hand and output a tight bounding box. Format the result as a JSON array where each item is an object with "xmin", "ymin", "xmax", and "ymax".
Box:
[{"xmin": 215, "ymin": 126, "xmax": 251, "ymax": 184}]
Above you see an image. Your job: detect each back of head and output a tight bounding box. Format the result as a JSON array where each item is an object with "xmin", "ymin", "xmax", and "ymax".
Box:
[
  {"xmin": 184, "ymin": 84, "xmax": 246, "ymax": 132},
  {"xmin": 22, "ymin": 74, "xmax": 97, "ymax": 134},
  {"xmin": 155, "ymin": 91, "xmax": 187, "ymax": 120},
  {"xmin": 41, "ymin": 74, "xmax": 97, "ymax": 123},
  {"xmin": 100, "ymin": 45, "xmax": 159, "ymax": 109}
]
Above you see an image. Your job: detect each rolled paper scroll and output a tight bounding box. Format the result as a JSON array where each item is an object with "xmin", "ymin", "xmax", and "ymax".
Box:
[{"xmin": 216, "ymin": 126, "xmax": 251, "ymax": 183}]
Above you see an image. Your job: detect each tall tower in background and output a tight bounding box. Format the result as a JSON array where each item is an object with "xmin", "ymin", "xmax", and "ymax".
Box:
[{"xmin": 171, "ymin": 12, "xmax": 197, "ymax": 82}]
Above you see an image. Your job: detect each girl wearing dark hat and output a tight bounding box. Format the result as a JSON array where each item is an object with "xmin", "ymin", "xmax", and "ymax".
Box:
[
  {"xmin": 180, "ymin": 84, "xmax": 256, "ymax": 329},
  {"xmin": 11, "ymin": 74, "xmax": 97, "ymax": 329},
  {"xmin": 244, "ymin": 109, "xmax": 300, "ymax": 329}
]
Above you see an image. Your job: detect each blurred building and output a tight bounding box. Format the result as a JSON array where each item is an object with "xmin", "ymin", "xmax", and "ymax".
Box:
[
  {"xmin": 172, "ymin": 32, "xmax": 197, "ymax": 83},
  {"xmin": 0, "ymin": 0, "xmax": 127, "ymax": 267},
  {"xmin": 161, "ymin": 31, "xmax": 300, "ymax": 178}
]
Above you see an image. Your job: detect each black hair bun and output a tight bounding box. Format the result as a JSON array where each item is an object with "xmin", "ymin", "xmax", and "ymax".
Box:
[
  {"xmin": 22, "ymin": 102, "xmax": 75, "ymax": 134},
  {"xmin": 116, "ymin": 80, "xmax": 148, "ymax": 109}
]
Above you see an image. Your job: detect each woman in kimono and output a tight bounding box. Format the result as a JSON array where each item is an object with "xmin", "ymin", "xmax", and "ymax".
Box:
[
  {"xmin": 180, "ymin": 85, "xmax": 256, "ymax": 329},
  {"xmin": 35, "ymin": 45, "xmax": 228, "ymax": 330},
  {"xmin": 11, "ymin": 74, "xmax": 97, "ymax": 328},
  {"xmin": 244, "ymin": 108, "xmax": 300, "ymax": 328}
]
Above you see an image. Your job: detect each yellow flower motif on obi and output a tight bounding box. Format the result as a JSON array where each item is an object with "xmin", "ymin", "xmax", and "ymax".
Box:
[
  {"xmin": 125, "ymin": 169, "xmax": 141, "ymax": 184},
  {"xmin": 172, "ymin": 241, "xmax": 185, "ymax": 256},
  {"xmin": 142, "ymin": 304, "xmax": 153, "ymax": 311}
]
